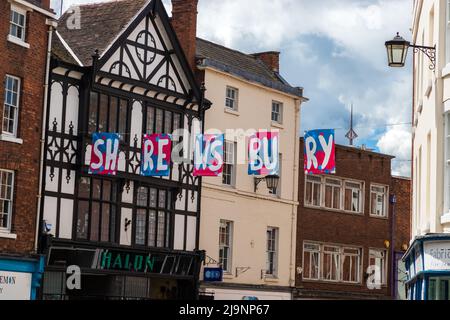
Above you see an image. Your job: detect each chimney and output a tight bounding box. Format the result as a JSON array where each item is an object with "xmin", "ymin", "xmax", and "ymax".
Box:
[
  {"xmin": 171, "ymin": 0, "xmax": 198, "ymax": 70},
  {"xmin": 41, "ymin": 0, "xmax": 51, "ymax": 9},
  {"xmin": 252, "ymin": 51, "xmax": 280, "ymax": 73}
]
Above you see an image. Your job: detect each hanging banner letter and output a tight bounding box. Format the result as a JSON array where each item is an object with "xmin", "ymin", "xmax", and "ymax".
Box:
[
  {"xmin": 89, "ymin": 133, "xmax": 120, "ymax": 176},
  {"xmin": 304, "ymin": 129, "xmax": 336, "ymax": 175},
  {"xmin": 194, "ymin": 134, "xmax": 224, "ymax": 177},
  {"xmin": 141, "ymin": 134, "xmax": 172, "ymax": 177},
  {"xmin": 248, "ymin": 131, "xmax": 279, "ymax": 176}
]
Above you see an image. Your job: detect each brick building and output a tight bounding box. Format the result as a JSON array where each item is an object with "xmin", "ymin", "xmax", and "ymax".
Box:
[
  {"xmin": 295, "ymin": 139, "xmax": 411, "ymax": 300},
  {"xmin": 0, "ymin": 0, "xmax": 55, "ymax": 300}
]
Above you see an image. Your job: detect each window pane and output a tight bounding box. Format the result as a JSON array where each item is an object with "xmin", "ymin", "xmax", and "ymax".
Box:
[
  {"xmin": 119, "ymin": 99, "xmax": 128, "ymax": 140},
  {"xmin": 137, "ymin": 187, "xmax": 148, "ymax": 207},
  {"xmin": 148, "ymin": 210, "xmax": 156, "ymax": 247},
  {"xmin": 77, "ymin": 201, "xmax": 89, "ymax": 239},
  {"xmin": 146, "ymin": 106, "xmax": 155, "ymax": 134},
  {"xmin": 88, "ymin": 92, "xmax": 98, "ymax": 134},
  {"xmin": 92, "ymin": 179, "xmax": 101, "ymax": 199},
  {"xmin": 164, "ymin": 111, "xmax": 172, "ymax": 134},
  {"xmin": 78, "ymin": 177, "xmax": 90, "ymax": 198},
  {"xmin": 98, "ymin": 94, "xmax": 108, "ymax": 132},
  {"xmin": 102, "ymin": 180, "xmax": 111, "ymax": 201},
  {"xmin": 90, "ymin": 203, "xmax": 100, "ymax": 241},
  {"xmin": 109, "ymin": 97, "xmax": 118, "ymax": 133},
  {"xmin": 136, "ymin": 209, "xmax": 146, "ymax": 246},
  {"xmin": 155, "ymin": 109, "xmax": 163, "ymax": 133},
  {"xmin": 157, "ymin": 211, "xmax": 165, "ymax": 247}
]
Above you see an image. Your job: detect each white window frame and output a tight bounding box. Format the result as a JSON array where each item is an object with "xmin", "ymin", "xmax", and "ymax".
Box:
[
  {"xmin": 219, "ymin": 220, "xmax": 233, "ymax": 273},
  {"xmin": 370, "ymin": 184, "xmax": 389, "ymax": 218},
  {"xmin": 271, "ymin": 101, "xmax": 283, "ymax": 124},
  {"xmin": 305, "ymin": 175, "xmax": 322, "ymax": 207},
  {"xmin": 222, "ymin": 141, "xmax": 236, "ymax": 187},
  {"xmin": 303, "ymin": 242, "xmax": 321, "ymax": 281},
  {"xmin": 341, "ymin": 247, "xmax": 362, "ymax": 284},
  {"xmin": 446, "ymin": 0, "xmax": 450, "ymax": 64},
  {"xmin": 322, "ymin": 245, "xmax": 341, "ymax": 282},
  {"xmin": 225, "ymin": 86, "xmax": 239, "ymax": 111},
  {"xmin": 324, "ymin": 178, "xmax": 342, "ymax": 210},
  {"xmin": 344, "ymin": 180, "xmax": 364, "ymax": 214},
  {"xmin": 266, "ymin": 227, "xmax": 279, "ymax": 277},
  {"xmin": 9, "ymin": 5, "xmax": 27, "ymax": 42},
  {"xmin": 0, "ymin": 169, "xmax": 15, "ymax": 233},
  {"xmin": 369, "ymin": 249, "xmax": 388, "ymax": 286},
  {"xmin": 2, "ymin": 75, "xmax": 21, "ymax": 137}
]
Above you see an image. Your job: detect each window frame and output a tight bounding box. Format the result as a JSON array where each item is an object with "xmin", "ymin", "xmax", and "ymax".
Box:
[
  {"xmin": 75, "ymin": 176, "xmax": 119, "ymax": 243},
  {"xmin": 266, "ymin": 227, "xmax": 279, "ymax": 277},
  {"xmin": 222, "ymin": 141, "xmax": 236, "ymax": 187},
  {"xmin": 324, "ymin": 178, "xmax": 342, "ymax": 210},
  {"xmin": 0, "ymin": 169, "xmax": 15, "ymax": 233},
  {"xmin": 219, "ymin": 220, "xmax": 233, "ymax": 274},
  {"xmin": 133, "ymin": 185, "xmax": 172, "ymax": 249},
  {"xmin": 322, "ymin": 245, "xmax": 341, "ymax": 282},
  {"xmin": 305, "ymin": 175, "xmax": 322, "ymax": 208},
  {"xmin": 302, "ymin": 241, "xmax": 363, "ymax": 285},
  {"xmin": 225, "ymin": 86, "xmax": 239, "ymax": 111},
  {"xmin": 2, "ymin": 75, "xmax": 21, "ymax": 137},
  {"xmin": 9, "ymin": 5, "xmax": 27, "ymax": 42},
  {"xmin": 370, "ymin": 184, "xmax": 389, "ymax": 218},
  {"xmin": 343, "ymin": 180, "xmax": 364, "ymax": 214},
  {"xmin": 271, "ymin": 101, "xmax": 283, "ymax": 124},
  {"xmin": 369, "ymin": 248, "xmax": 388, "ymax": 286}
]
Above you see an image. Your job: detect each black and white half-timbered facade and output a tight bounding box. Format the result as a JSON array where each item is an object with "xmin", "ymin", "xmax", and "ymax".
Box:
[{"xmin": 38, "ymin": 0, "xmax": 210, "ymax": 300}]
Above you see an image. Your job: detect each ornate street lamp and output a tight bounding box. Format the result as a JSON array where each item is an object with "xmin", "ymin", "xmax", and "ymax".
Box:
[
  {"xmin": 254, "ymin": 175, "xmax": 280, "ymax": 193},
  {"xmin": 385, "ymin": 32, "xmax": 436, "ymax": 70}
]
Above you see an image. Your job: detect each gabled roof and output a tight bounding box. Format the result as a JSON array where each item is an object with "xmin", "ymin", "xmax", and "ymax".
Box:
[
  {"xmin": 57, "ymin": 0, "xmax": 149, "ymax": 66},
  {"xmin": 196, "ymin": 38, "xmax": 305, "ymax": 99}
]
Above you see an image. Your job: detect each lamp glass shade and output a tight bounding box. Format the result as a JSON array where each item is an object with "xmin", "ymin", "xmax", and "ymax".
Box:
[
  {"xmin": 265, "ymin": 175, "xmax": 280, "ymax": 190},
  {"xmin": 385, "ymin": 33, "xmax": 410, "ymax": 67}
]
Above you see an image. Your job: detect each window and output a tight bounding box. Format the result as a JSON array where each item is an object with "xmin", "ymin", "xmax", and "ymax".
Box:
[
  {"xmin": 271, "ymin": 101, "xmax": 283, "ymax": 124},
  {"xmin": 88, "ymin": 92, "xmax": 129, "ymax": 141},
  {"xmin": 447, "ymin": 0, "xmax": 450, "ymax": 64},
  {"xmin": 344, "ymin": 181, "xmax": 363, "ymax": 213},
  {"xmin": 303, "ymin": 243, "xmax": 320, "ymax": 280},
  {"xmin": 76, "ymin": 177, "xmax": 117, "ymax": 242},
  {"xmin": 146, "ymin": 104, "xmax": 182, "ymax": 135},
  {"xmin": 324, "ymin": 178, "xmax": 341, "ymax": 210},
  {"xmin": 134, "ymin": 186, "xmax": 171, "ymax": 248},
  {"xmin": 0, "ymin": 170, "xmax": 14, "ymax": 233},
  {"xmin": 219, "ymin": 220, "xmax": 233, "ymax": 273},
  {"xmin": 9, "ymin": 7, "xmax": 26, "ymax": 41},
  {"xmin": 305, "ymin": 175, "xmax": 322, "ymax": 207},
  {"xmin": 369, "ymin": 249, "xmax": 387, "ymax": 286},
  {"xmin": 342, "ymin": 248, "xmax": 361, "ymax": 283},
  {"xmin": 2, "ymin": 75, "xmax": 20, "ymax": 136},
  {"xmin": 266, "ymin": 227, "xmax": 278, "ymax": 277},
  {"xmin": 223, "ymin": 141, "xmax": 236, "ymax": 186},
  {"xmin": 225, "ymin": 87, "xmax": 238, "ymax": 110},
  {"xmin": 371, "ymin": 185, "xmax": 388, "ymax": 218},
  {"xmin": 322, "ymin": 246, "xmax": 340, "ymax": 281}
]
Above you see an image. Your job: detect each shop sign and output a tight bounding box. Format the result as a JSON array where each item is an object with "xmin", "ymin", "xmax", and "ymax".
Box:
[
  {"xmin": 0, "ymin": 271, "xmax": 32, "ymax": 300},
  {"xmin": 304, "ymin": 129, "xmax": 336, "ymax": 175},
  {"xmin": 424, "ymin": 241, "xmax": 450, "ymax": 271}
]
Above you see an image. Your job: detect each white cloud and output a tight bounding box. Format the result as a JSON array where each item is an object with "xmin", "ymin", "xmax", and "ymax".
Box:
[{"xmin": 377, "ymin": 127, "xmax": 412, "ymax": 176}]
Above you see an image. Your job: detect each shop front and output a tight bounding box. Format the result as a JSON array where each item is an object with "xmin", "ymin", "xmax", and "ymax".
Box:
[
  {"xmin": 403, "ymin": 234, "xmax": 450, "ymax": 300},
  {"xmin": 0, "ymin": 255, "xmax": 45, "ymax": 300},
  {"xmin": 40, "ymin": 240, "xmax": 203, "ymax": 300}
]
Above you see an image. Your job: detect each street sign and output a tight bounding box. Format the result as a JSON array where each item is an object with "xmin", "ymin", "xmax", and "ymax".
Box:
[{"xmin": 204, "ymin": 268, "xmax": 223, "ymax": 282}]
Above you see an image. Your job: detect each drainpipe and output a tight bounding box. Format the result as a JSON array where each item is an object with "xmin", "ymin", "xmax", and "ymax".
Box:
[
  {"xmin": 289, "ymin": 100, "xmax": 301, "ymax": 297},
  {"xmin": 35, "ymin": 19, "xmax": 57, "ymax": 251},
  {"xmin": 390, "ymin": 193, "xmax": 397, "ymax": 299}
]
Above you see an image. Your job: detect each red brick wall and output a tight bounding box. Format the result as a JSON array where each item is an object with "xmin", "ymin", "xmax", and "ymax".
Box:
[
  {"xmin": 391, "ymin": 177, "xmax": 411, "ymax": 251},
  {"xmin": 252, "ymin": 51, "xmax": 280, "ymax": 72},
  {"xmin": 171, "ymin": 0, "xmax": 198, "ymax": 70},
  {"xmin": 0, "ymin": 1, "xmax": 49, "ymax": 254},
  {"xmin": 296, "ymin": 139, "xmax": 410, "ymax": 299}
]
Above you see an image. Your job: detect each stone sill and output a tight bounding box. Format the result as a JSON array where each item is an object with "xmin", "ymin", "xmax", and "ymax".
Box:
[
  {"xmin": 7, "ymin": 35, "xmax": 30, "ymax": 49},
  {"xmin": 224, "ymin": 108, "xmax": 240, "ymax": 116},
  {"xmin": 0, "ymin": 134, "xmax": 23, "ymax": 145},
  {"xmin": 0, "ymin": 232, "xmax": 17, "ymax": 240}
]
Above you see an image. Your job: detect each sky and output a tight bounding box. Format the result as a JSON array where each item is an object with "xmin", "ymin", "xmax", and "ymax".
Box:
[{"xmin": 51, "ymin": 0, "xmax": 413, "ymax": 177}]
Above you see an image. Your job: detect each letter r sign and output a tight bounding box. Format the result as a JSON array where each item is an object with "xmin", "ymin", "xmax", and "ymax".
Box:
[{"xmin": 304, "ymin": 129, "xmax": 336, "ymax": 175}]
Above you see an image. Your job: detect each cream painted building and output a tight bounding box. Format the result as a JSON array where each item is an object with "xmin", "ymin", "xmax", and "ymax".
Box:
[
  {"xmin": 195, "ymin": 39, "xmax": 307, "ymax": 300},
  {"xmin": 400, "ymin": 0, "xmax": 450, "ymax": 300}
]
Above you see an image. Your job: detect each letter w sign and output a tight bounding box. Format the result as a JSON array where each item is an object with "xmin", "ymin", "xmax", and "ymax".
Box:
[{"xmin": 304, "ymin": 129, "xmax": 336, "ymax": 175}]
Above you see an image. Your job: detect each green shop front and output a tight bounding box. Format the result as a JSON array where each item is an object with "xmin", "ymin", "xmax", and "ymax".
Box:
[
  {"xmin": 40, "ymin": 240, "xmax": 203, "ymax": 300},
  {"xmin": 403, "ymin": 234, "xmax": 450, "ymax": 300}
]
